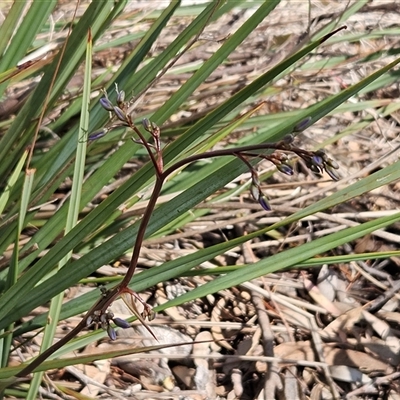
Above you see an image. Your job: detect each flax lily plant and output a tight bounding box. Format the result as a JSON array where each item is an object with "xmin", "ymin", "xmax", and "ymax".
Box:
[{"xmin": 0, "ymin": 1, "xmax": 399, "ymax": 398}]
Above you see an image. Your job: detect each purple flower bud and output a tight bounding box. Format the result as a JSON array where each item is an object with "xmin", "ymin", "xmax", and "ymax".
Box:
[
  {"xmin": 277, "ymin": 163, "xmax": 294, "ymax": 176},
  {"xmin": 142, "ymin": 118, "xmax": 151, "ymax": 132},
  {"xmin": 293, "ymin": 117, "xmax": 312, "ymax": 132},
  {"xmin": 112, "ymin": 317, "xmax": 131, "ymax": 329},
  {"xmin": 100, "ymin": 97, "xmax": 114, "ymax": 111},
  {"xmin": 250, "ymin": 182, "xmax": 271, "ymax": 211},
  {"xmin": 113, "ymin": 106, "xmax": 127, "ymax": 123},
  {"xmin": 89, "ymin": 128, "xmax": 108, "ymax": 140},
  {"xmin": 107, "ymin": 325, "xmax": 117, "ymax": 340},
  {"xmin": 311, "ymin": 154, "xmax": 324, "ymax": 168},
  {"xmin": 259, "ymin": 195, "xmax": 271, "ymax": 211}
]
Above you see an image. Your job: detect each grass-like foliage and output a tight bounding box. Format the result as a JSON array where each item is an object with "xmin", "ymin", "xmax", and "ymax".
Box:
[{"xmin": 0, "ymin": 1, "xmax": 400, "ymax": 398}]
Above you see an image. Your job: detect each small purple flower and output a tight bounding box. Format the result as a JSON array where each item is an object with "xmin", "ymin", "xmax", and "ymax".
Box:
[
  {"xmin": 112, "ymin": 317, "xmax": 131, "ymax": 329},
  {"xmin": 88, "ymin": 128, "xmax": 109, "ymax": 140},
  {"xmin": 250, "ymin": 174, "xmax": 271, "ymax": 211},
  {"xmin": 107, "ymin": 325, "xmax": 117, "ymax": 340},
  {"xmin": 311, "ymin": 154, "xmax": 324, "ymax": 168},
  {"xmin": 85, "ymin": 309, "xmax": 126, "ymax": 341},
  {"xmin": 259, "ymin": 195, "xmax": 271, "ymax": 211},
  {"xmin": 277, "ymin": 163, "xmax": 294, "ymax": 176},
  {"xmin": 293, "ymin": 117, "xmax": 312, "ymax": 132},
  {"xmin": 113, "ymin": 106, "xmax": 127, "ymax": 123},
  {"xmin": 100, "ymin": 97, "xmax": 114, "ymax": 112}
]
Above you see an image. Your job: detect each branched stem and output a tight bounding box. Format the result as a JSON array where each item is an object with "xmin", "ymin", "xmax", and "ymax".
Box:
[
  {"xmin": 14, "ymin": 131, "xmax": 339, "ymax": 377},
  {"xmin": 15, "ymin": 112, "xmax": 340, "ymax": 378}
]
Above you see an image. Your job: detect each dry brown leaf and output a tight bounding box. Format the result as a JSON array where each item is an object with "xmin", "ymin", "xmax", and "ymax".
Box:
[
  {"xmin": 274, "ymin": 341, "xmax": 315, "ymax": 362},
  {"xmin": 324, "ymin": 345, "xmax": 393, "ymax": 374}
]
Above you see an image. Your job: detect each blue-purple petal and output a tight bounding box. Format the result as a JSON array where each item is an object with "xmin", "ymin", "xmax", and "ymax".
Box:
[
  {"xmin": 114, "ymin": 106, "xmax": 127, "ymax": 122},
  {"xmin": 88, "ymin": 128, "xmax": 108, "ymax": 140},
  {"xmin": 311, "ymin": 155, "xmax": 324, "ymax": 167},
  {"xmin": 107, "ymin": 325, "xmax": 117, "ymax": 340},
  {"xmin": 277, "ymin": 164, "xmax": 294, "ymax": 176},
  {"xmin": 293, "ymin": 117, "xmax": 312, "ymax": 132},
  {"xmin": 259, "ymin": 195, "xmax": 271, "ymax": 211},
  {"xmin": 100, "ymin": 97, "xmax": 114, "ymax": 111},
  {"xmin": 113, "ymin": 317, "xmax": 131, "ymax": 329}
]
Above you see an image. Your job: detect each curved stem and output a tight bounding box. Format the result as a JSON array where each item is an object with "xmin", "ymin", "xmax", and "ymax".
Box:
[
  {"xmin": 119, "ymin": 176, "xmax": 164, "ymax": 287},
  {"xmin": 15, "ymin": 138, "xmax": 318, "ymax": 377},
  {"xmin": 119, "ymin": 140, "xmax": 298, "ymax": 288}
]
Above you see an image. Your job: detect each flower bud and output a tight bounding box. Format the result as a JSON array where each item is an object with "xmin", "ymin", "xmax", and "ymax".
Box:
[
  {"xmin": 88, "ymin": 128, "xmax": 108, "ymax": 140},
  {"xmin": 311, "ymin": 154, "xmax": 324, "ymax": 168},
  {"xmin": 100, "ymin": 97, "xmax": 114, "ymax": 111},
  {"xmin": 113, "ymin": 106, "xmax": 127, "ymax": 123},
  {"xmin": 107, "ymin": 325, "xmax": 117, "ymax": 340},
  {"xmin": 277, "ymin": 163, "xmax": 294, "ymax": 176},
  {"xmin": 293, "ymin": 117, "xmax": 312, "ymax": 132},
  {"xmin": 112, "ymin": 317, "xmax": 131, "ymax": 329},
  {"xmin": 250, "ymin": 175, "xmax": 271, "ymax": 211},
  {"xmin": 142, "ymin": 118, "xmax": 152, "ymax": 132},
  {"xmin": 258, "ymin": 195, "xmax": 271, "ymax": 211}
]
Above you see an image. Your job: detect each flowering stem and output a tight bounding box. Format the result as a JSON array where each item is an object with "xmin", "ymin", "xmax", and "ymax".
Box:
[{"xmin": 15, "ymin": 119, "xmax": 339, "ymax": 378}]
